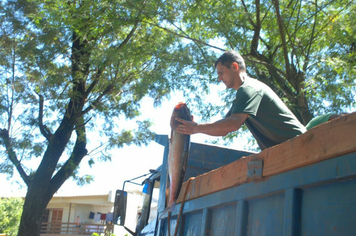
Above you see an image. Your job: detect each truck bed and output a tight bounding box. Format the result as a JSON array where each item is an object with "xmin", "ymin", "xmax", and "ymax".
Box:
[{"xmin": 147, "ymin": 113, "xmax": 356, "ymax": 236}]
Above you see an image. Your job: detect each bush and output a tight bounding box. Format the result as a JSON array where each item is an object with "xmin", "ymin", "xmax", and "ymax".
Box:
[{"xmin": 0, "ymin": 197, "xmax": 24, "ymax": 236}]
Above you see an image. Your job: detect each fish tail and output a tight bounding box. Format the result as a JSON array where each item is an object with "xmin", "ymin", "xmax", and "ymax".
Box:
[
  {"xmin": 168, "ymin": 201, "xmax": 176, "ymax": 213},
  {"xmin": 159, "ymin": 201, "xmax": 176, "ymax": 220}
]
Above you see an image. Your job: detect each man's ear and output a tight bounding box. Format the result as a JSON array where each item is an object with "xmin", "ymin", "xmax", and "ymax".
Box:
[{"xmin": 232, "ymin": 62, "xmax": 239, "ymax": 71}]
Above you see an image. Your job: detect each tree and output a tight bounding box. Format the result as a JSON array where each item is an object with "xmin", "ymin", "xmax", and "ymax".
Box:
[
  {"xmin": 179, "ymin": 0, "xmax": 356, "ymax": 125},
  {"xmin": 1, "ymin": 0, "xmax": 355, "ymax": 235},
  {"xmin": 0, "ymin": 197, "xmax": 23, "ymax": 236},
  {"xmin": 0, "ymin": 0, "xmax": 214, "ymax": 235}
]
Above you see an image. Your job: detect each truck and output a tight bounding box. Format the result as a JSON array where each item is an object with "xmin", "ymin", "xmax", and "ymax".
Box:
[{"xmin": 114, "ymin": 112, "xmax": 356, "ymax": 236}]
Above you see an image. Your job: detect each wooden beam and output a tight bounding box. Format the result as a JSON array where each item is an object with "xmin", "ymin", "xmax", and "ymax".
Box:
[
  {"xmin": 263, "ymin": 112, "xmax": 356, "ymax": 177},
  {"xmin": 177, "ymin": 112, "xmax": 356, "ymax": 203}
]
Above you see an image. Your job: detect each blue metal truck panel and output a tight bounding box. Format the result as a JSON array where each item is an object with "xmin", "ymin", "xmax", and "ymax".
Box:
[
  {"xmin": 136, "ymin": 113, "xmax": 356, "ymax": 236},
  {"xmin": 184, "ymin": 143, "xmax": 255, "ymax": 182},
  {"xmin": 154, "ymin": 152, "xmax": 356, "ymax": 236}
]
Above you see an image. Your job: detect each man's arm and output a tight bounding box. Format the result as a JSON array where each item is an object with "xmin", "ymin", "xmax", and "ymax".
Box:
[{"xmin": 176, "ymin": 113, "xmax": 248, "ymax": 136}]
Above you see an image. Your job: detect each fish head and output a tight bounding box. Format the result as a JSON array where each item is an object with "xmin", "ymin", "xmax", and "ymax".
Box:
[{"xmin": 170, "ymin": 102, "xmax": 192, "ymax": 130}]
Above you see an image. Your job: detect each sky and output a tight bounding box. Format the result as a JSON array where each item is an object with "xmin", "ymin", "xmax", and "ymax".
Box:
[{"xmin": 0, "ymin": 83, "xmax": 251, "ymax": 197}]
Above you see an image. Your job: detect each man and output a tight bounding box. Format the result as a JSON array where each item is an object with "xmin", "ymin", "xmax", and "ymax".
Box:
[{"xmin": 176, "ymin": 50, "xmax": 305, "ymax": 150}]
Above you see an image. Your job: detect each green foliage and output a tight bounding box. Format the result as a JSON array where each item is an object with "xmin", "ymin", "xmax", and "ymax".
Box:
[
  {"xmin": 179, "ymin": 0, "xmax": 356, "ymax": 126},
  {"xmin": 0, "ymin": 0, "xmax": 355, "ymax": 233},
  {"xmin": 0, "ymin": 0, "xmax": 207, "ymax": 181},
  {"xmin": 0, "ymin": 0, "xmax": 354, "ymax": 177},
  {"xmin": 0, "ymin": 197, "xmax": 24, "ymax": 236},
  {"xmin": 0, "ymin": 1, "xmax": 237, "ymax": 234},
  {"xmin": 0, "ymin": 0, "xmax": 216, "ymax": 234}
]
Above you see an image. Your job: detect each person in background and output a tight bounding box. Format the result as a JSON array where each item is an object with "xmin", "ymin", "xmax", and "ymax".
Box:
[
  {"xmin": 176, "ymin": 50, "xmax": 305, "ymax": 150},
  {"xmin": 75, "ymin": 216, "xmax": 81, "ymax": 227},
  {"xmin": 306, "ymin": 113, "xmax": 349, "ymax": 130}
]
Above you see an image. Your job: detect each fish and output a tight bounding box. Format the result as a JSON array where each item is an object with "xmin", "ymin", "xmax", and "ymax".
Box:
[{"xmin": 166, "ymin": 102, "xmax": 192, "ymax": 214}]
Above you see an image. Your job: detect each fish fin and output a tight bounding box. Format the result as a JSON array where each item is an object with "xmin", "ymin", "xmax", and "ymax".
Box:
[
  {"xmin": 168, "ymin": 201, "xmax": 176, "ymax": 212},
  {"xmin": 158, "ymin": 202, "xmax": 176, "ymax": 220},
  {"xmin": 170, "ymin": 130, "xmax": 173, "ymax": 145}
]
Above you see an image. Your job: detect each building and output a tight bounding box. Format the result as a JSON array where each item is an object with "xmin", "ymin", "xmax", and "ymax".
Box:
[
  {"xmin": 41, "ymin": 191, "xmax": 115, "ymax": 236},
  {"xmin": 41, "ymin": 189, "xmax": 146, "ymax": 236}
]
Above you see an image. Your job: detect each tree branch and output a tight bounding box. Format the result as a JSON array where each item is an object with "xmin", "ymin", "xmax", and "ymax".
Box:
[
  {"xmin": 117, "ymin": 21, "xmax": 139, "ymax": 50},
  {"xmin": 37, "ymin": 93, "xmax": 52, "ymax": 141},
  {"xmin": 250, "ymin": 0, "xmax": 261, "ymax": 56},
  {"xmin": 49, "ymin": 117, "xmax": 88, "ymax": 195},
  {"xmin": 244, "ymin": 56, "xmax": 287, "ymax": 78},
  {"xmin": 85, "ymin": 68, "xmax": 103, "ymax": 96},
  {"xmin": 82, "ymin": 84, "xmax": 115, "ymax": 115},
  {"xmin": 84, "ymin": 20, "xmax": 138, "ymax": 100},
  {"xmin": 150, "ymin": 22, "xmax": 225, "ymax": 52},
  {"xmin": 272, "ymin": 0, "xmax": 292, "ymax": 77},
  {"xmin": 7, "ymin": 40, "xmax": 16, "ymax": 131},
  {"xmin": 245, "ymin": 56, "xmax": 296, "ymax": 101},
  {"xmin": 169, "ymin": 21, "xmax": 215, "ymax": 60},
  {"xmin": 0, "ymin": 129, "xmax": 31, "ymax": 185},
  {"xmin": 83, "ymin": 54, "xmax": 162, "ymax": 116},
  {"xmin": 241, "ymin": 0, "xmax": 256, "ymax": 28}
]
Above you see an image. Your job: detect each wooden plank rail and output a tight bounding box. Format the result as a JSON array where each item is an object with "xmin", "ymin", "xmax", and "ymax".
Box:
[
  {"xmin": 40, "ymin": 222, "xmax": 113, "ymax": 236},
  {"xmin": 177, "ymin": 112, "xmax": 356, "ymax": 203}
]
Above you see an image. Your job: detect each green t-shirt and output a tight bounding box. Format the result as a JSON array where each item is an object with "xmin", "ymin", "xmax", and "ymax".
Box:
[
  {"xmin": 226, "ymin": 78, "xmax": 306, "ymax": 150},
  {"xmin": 306, "ymin": 113, "xmax": 333, "ymax": 130}
]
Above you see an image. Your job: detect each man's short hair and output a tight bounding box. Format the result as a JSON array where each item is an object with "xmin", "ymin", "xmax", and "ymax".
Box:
[{"xmin": 214, "ymin": 50, "xmax": 246, "ymax": 72}]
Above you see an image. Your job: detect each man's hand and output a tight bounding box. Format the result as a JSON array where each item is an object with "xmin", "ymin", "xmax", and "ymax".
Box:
[{"xmin": 175, "ymin": 118, "xmax": 198, "ymax": 135}]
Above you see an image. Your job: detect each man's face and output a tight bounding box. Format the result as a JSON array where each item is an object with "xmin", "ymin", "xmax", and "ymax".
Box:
[{"xmin": 216, "ymin": 62, "xmax": 236, "ymax": 89}]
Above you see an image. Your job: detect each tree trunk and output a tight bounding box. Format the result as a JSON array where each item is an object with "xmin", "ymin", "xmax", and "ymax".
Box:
[
  {"xmin": 292, "ymin": 90, "xmax": 313, "ymax": 125},
  {"xmin": 18, "ymin": 185, "xmax": 52, "ymax": 236},
  {"xmin": 252, "ymin": 61, "xmax": 313, "ymax": 125},
  {"xmin": 17, "ymin": 28, "xmax": 89, "ymax": 236}
]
